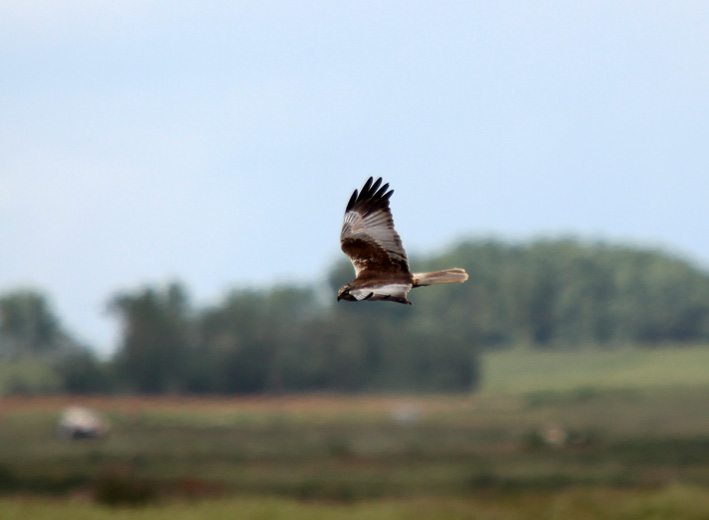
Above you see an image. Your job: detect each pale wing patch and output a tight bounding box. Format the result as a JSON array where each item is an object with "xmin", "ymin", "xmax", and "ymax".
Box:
[
  {"xmin": 359, "ymin": 210, "xmax": 407, "ymax": 261},
  {"xmin": 342, "ymin": 211, "xmax": 366, "ymax": 236},
  {"xmin": 341, "ymin": 208, "xmax": 409, "ymax": 275},
  {"xmin": 349, "ymin": 283, "xmax": 411, "ymax": 302},
  {"xmin": 350, "ymin": 289, "xmax": 375, "ymax": 301}
]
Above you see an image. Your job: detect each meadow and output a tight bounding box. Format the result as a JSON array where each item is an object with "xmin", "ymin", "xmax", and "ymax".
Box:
[{"xmin": 1, "ymin": 346, "xmax": 709, "ymax": 519}]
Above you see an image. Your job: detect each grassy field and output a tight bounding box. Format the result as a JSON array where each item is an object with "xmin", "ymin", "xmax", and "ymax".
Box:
[
  {"xmin": 481, "ymin": 345, "xmax": 709, "ymax": 395},
  {"xmin": 3, "ymin": 487, "xmax": 709, "ymax": 520},
  {"xmin": 1, "ymin": 346, "xmax": 708, "ymax": 518}
]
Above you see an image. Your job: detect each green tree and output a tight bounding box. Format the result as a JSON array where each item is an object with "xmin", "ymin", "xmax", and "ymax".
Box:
[
  {"xmin": 421, "ymin": 238, "xmax": 709, "ymax": 348},
  {"xmin": 102, "ymin": 238, "xmax": 709, "ymax": 397},
  {"xmin": 54, "ymin": 349, "xmax": 112, "ymax": 394},
  {"xmin": 0, "ymin": 289, "xmax": 105, "ymax": 394},
  {"xmin": 196, "ymin": 286, "xmax": 319, "ymax": 394},
  {"xmin": 0, "ymin": 290, "xmax": 62, "ymax": 356},
  {"xmin": 109, "ymin": 282, "xmax": 194, "ymax": 394}
]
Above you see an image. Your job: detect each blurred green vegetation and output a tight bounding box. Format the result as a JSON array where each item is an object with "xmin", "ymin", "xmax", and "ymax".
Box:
[
  {"xmin": 3, "ymin": 487, "xmax": 709, "ymax": 520},
  {"xmin": 1, "ymin": 383, "xmax": 709, "ymax": 512},
  {"xmin": 3, "ymin": 237, "xmax": 709, "ymax": 516},
  {"xmin": 0, "ymin": 347, "xmax": 708, "ymax": 516},
  {"xmin": 2, "ymin": 238, "xmax": 709, "ymax": 395},
  {"xmin": 0, "ymin": 359, "xmax": 63, "ymax": 395},
  {"xmin": 481, "ymin": 346, "xmax": 709, "ymax": 395}
]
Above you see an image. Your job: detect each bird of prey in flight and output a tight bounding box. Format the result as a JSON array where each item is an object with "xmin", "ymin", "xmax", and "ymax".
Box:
[{"xmin": 337, "ymin": 177, "xmax": 468, "ymax": 305}]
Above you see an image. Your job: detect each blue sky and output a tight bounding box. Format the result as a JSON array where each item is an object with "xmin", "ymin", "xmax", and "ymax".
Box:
[{"xmin": 2, "ymin": 2, "xmax": 708, "ymax": 353}]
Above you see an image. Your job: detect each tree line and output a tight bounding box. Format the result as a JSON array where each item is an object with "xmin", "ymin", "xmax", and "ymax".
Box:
[{"xmin": 2, "ymin": 238, "xmax": 709, "ymax": 395}]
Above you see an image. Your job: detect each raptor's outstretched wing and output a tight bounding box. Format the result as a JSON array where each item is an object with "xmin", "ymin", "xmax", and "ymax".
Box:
[{"xmin": 340, "ymin": 177, "xmax": 410, "ymax": 278}]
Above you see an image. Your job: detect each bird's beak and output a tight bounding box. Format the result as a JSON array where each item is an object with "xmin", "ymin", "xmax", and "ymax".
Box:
[{"xmin": 336, "ymin": 296, "xmax": 341, "ymax": 302}]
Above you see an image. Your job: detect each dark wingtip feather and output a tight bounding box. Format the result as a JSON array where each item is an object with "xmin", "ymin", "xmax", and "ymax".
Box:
[
  {"xmin": 374, "ymin": 182, "xmax": 390, "ymax": 199},
  {"xmin": 345, "ymin": 177, "xmax": 394, "ymax": 215},
  {"xmin": 368, "ymin": 177, "xmax": 382, "ymax": 196},
  {"xmin": 361, "ymin": 177, "xmax": 374, "ymax": 195},
  {"xmin": 345, "ymin": 188, "xmax": 359, "ymax": 212}
]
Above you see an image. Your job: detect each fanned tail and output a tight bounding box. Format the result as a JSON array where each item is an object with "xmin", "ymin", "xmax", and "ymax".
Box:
[{"xmin": 412, "ymin": 268, "xmax": 468, "ymax": 287}]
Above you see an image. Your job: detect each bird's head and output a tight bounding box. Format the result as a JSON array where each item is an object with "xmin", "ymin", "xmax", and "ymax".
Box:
[{"xmin": 337, "ymin": 284, "xmax": 356, "ymax": 302}]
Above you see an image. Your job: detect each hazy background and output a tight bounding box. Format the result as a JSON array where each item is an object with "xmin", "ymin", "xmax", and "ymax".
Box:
[{"xmin": 2, "ymin": 2, "xmax": 708, "ymax": 353}]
